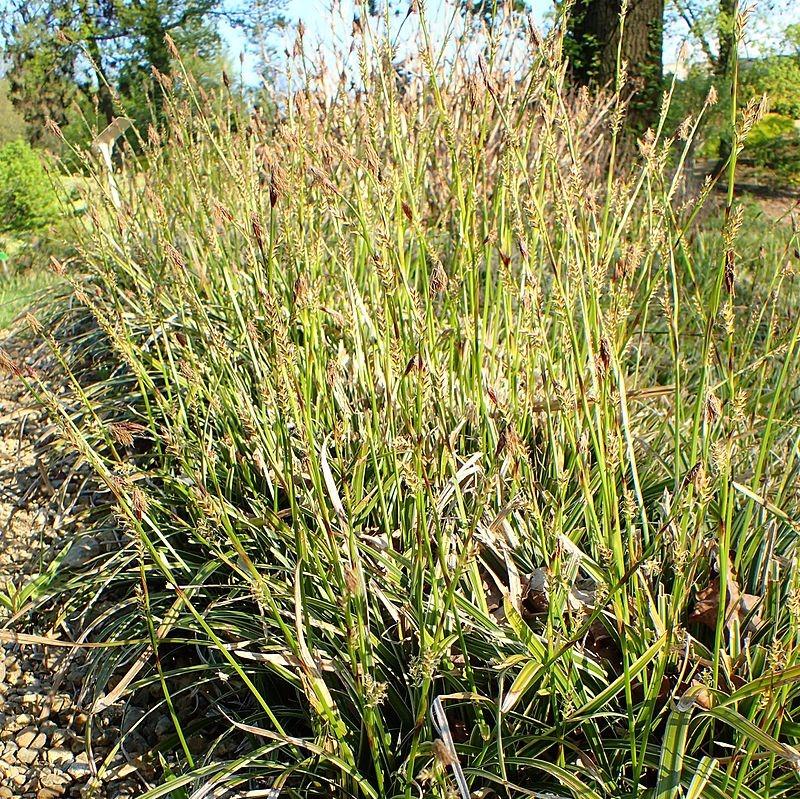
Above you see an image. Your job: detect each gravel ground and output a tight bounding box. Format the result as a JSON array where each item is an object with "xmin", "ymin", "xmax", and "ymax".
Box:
[{"xmin": 0, "ymin": 345, "xmax": 146, "ymax": 799}]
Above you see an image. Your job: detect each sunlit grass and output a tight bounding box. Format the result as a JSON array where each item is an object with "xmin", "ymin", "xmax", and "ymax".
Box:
[
  {"xmin": 0, "ymin": 260, "xmax": 56, "ymax": 329},
  {"xmin": 6, "ymin": 5, "xmax": 800, "ymax": 799}
]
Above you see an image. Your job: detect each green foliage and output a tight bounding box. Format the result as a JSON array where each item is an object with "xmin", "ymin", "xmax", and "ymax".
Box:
[
  {"xmin": 0, "ymin": 229, "xmax": 58, "ymax": 328},
  {"xmin": 668, "ymin": 50, "xmax": 800, "ymax": 180},
  {"xmin": 745, "ymin": 114, "xmax": 800, "ymax": 184},
  {"xmin": 0, "ymin": 267, "xmax": 55, "ymax": 329},
  {"xmin": 748, "ymin": 112, "xmax": 797, "ymax": 146},
  {"xmin": 786, "ymin": 22, "xmax": 800, "ymax": 54},
  {"xmin": 0, "ymin": 141, "xmax": 60, "ymax": 233},
  {"xmin": 742, "ymin": 55, "xmax": 800, "ymax": 119},
  {"xmin": 1, "ymin": 0, "xmax": 285, "ymax": 145}
]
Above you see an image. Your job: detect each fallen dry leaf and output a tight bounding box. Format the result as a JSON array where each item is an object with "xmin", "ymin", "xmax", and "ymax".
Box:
[{"xmin": 690, "ymin": 567, "xmax": 762, "ymax": 634}]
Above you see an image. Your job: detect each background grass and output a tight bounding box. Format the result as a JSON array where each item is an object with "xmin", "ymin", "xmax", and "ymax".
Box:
[{"xmin": 0, "ymin": 234, "xmax": 57, "ymax": 329}]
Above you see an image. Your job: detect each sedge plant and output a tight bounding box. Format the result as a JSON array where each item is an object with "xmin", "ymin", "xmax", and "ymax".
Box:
[{"xmin": 5, "ymin": 2, "xmax": 800, "ymax": 798}]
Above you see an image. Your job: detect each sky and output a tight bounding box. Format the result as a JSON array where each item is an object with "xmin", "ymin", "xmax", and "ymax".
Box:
[
  {"xmin": 219, "ymin": 0, "xmax": 800, "ymax": 87},
  {"xmin": 2, "ymin": 0, "xmax": 797, "ymax": 85}
]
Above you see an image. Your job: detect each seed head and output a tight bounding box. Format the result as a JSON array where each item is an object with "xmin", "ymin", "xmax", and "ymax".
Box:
[
  {"xmin": 596, "ymin": 336, "xmax": 612, "ymax": 381},
  {"xmin": 269, "ymin": 175, "xmax": 279, "ymax": 208},
  {"xmin": 431, "ymin": 738, "xmax": 456, "ymax": 768},
  {"xmin": 165, "ymin": 33, "xmax": 180, "ymax": 60},
  {"xmin": 428, "ymin": 259, "xmax": 448, "ymax": 296},
  {"xmin": 344, "ymin": 567, "xmax": 359, "ymax": 596},
  {"xmin": 130, "ymin": 485, "xmax": 149, "ymax": 521},
  {"xmin": 0, "ymin": 349, "xmax": 21, "ymax": 377},
  {"xmin": 109, "ymin": 421, "xmax": 148, "ymax": 447},
  {"xmin": 293, "ymin": 272, "xmax": 310, "ymax": 308},
  {"xmin": 704, "ymin": 392, "xmax": 722, "ymax": 425},
  {"xmin": 164, "ymin": 243, "xmax": 185, "ymax": 271},
  {"xmin": 251, "ymin": 214, "xmax": 265, "ymax": 248}
]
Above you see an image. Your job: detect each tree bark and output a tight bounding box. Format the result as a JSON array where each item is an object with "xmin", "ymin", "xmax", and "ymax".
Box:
[
  {"xmin": 567, "ymin": 0, "xmax": 665, "ymax": 135},
  {"xmin": 714, "ymin": 0, "xmax": 736, "ymax": 165},
  {"xmin": 77, "ymin": 0, "xmax": 116, "ymax": 125},
  {"xmin": 86, "ymin": 40, "xmax": 116, "ymax": 125},
  {"xmin": 139, "ymin": 0, "xmax": 172, "ymax": 119},
  {"xmin": 715, "ymin": 0, "xmax": 736, "ymax": 80}
]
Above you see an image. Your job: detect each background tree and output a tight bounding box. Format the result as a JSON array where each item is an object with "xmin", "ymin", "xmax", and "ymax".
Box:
[
  {"xmin": 566, "ymin": 0, "xmax": 665, "ymax": 134},
  {"xmin": 671, "ymin": 0, "xmax": 737, "ymax": 80},
  {"xmin": 670, "ymin": 0, "xmax": 738, "ymax": 165},
  {"xmin": 458, "ymin": 0, "xmax": 530, "ymax": 27},
  {"xmin": 1, "ymin": 1, "xmax": 89, "ymax": 141},
  {"xmin": 0, "ymin": 0, "xmax": 285, "ymax": 142}
]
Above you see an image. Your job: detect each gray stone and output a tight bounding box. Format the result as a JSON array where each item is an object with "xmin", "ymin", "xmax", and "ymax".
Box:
[
  {"xmin": 46, "ymin": 749, "xmax": 73, "ymax": 768},
  {"xmin": 66, "ymin": 761, "xmax": 90, "ymax": 779},
  {"xmin": 121, "ymin": 706, "xmax": 145, "ymax": 734},
  {"xmin": 62, "ymin": 536, "xmax": 100, "ymax": 569},
  {"xmin": 154, "ymin": 715, "xmax": 172, "ymax": 739}
]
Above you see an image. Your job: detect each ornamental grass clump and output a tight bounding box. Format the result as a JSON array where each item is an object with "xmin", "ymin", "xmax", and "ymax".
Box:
[{"xmin": 10, "ymin": 3, "xmax": 800, "ymax": 798}]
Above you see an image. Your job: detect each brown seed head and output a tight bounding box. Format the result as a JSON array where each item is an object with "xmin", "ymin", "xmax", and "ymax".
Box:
[
  {"xmin": 45, "ymin": 118, "xmax": 64, "ymax": 141},
  {"xmin": 704, "ymin": 392, "xmax": 722, "ymax": 425},
  {"xmin": 251, "ymin": 214, "xmax": 264, "ymax": 247},
  {"xmin": 49, "ymin": 256, "xmax": 67, "ymax": 276},
  {"xmin": 0, "ymin": 349, "xmax": 21, "ymax": 377},
  {"xmin": 431, "ymin": 738, "xmax": 456, "ymax": 767},
  {"xmin": 109, "ymin": 421, "xmax": 148, "ymax": 447},
  {"xmin": 130, "ymin": 486, "xmax": 149, "ymax": 521},
  {"xmin": 429, "ymin": 260, "xmax": 448, "ymax": 295},
  {"xmin": 164, "ymin": 243, "xmax": 186, "ymax": 271},
  {"xmin": 344, "ymin": 567, "xmax": 359, "ymax": 596}
]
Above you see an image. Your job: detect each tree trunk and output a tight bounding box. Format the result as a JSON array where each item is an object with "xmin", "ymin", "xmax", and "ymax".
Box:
[
  {"xmin": 715, "ymin": 0, "xmax": 736, "ymax": 166},
  {"xmin": 87, "ymin": 42, "xmax": 116, "ymax": 125},
  {"xmin": 140, "ymin": 0, "xmax": 172, "ymax": 119},
  {"xmin": 77, "ymin": 0, "xmax": 115, "ymax": 125},
  {"xmin": 716, "ymin": 0, "xmax": 736, "ymax": 80},
  {"xmin": 567, "ymin": 0, "xmax": 665, "ymax": 135}
]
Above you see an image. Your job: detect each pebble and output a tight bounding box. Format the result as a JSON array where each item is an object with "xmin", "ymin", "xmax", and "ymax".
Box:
[
  {"xmin": 16, "ymin": 728, "xmax": 39, "ymax": 749},
  {"xmin": 39, "ymin": 770, "xmax": 69, "ymax": 789},
  {"xmin": 49, "ymin": 730, "xmax": 67, "ymax": 748},
  {"xmin": 121, "ymin": 707, "xmax": 144, "ymax": 734},
  {"xmin": 17, "ymin": 747, "xmax": 38, "ymax": 765},
  {"xmin": 154, "ymin": 715, "xmax": 172, "ymax": 739},
  {"xmin": 29, "ymin": 732, "xmax": 47, "ymax": 750},
  {"xmin": 62, "ymin": 536, "xmax": 100, "ymax": 569},
  {"xmin": 46, "ymin": 750, "xmax": 73, "ymax": 768},
  {"xmin": 66, "ymin": 761, "xmax": 90, "ymax": 780},
  {"xmin": 0, "ymin": 372, "xmax": 144, "ymax": 799},
  {"xmin": 122, "ymin": 732, "xmax": 148, "ymax": 756}
]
